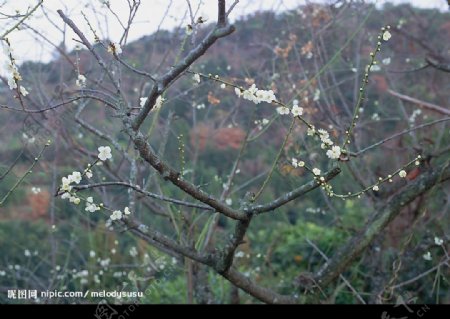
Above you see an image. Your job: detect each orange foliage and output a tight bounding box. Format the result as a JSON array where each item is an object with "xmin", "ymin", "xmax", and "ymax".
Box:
[
  {"xmin": 190, "ymin": 123, "xmax": 212, "ymax": 151},
  {"xmin": 311, "ymin": 7, "xmax": 331, "ymax": 28},
  {"xmin": 190, "ymin": 124, "xmax": 245, "ymax": 151},
  {"xmin": 207, "ymin": 91, "xmax": 221, "ymax": 105},
  {"xmin": 372, "ymin": 75, "xmax": 388, "ymax": 92},
  {"xmin": 406, "ymin": 167, "xmax": 420, "ymax": 181},
  {"xmin": 274, "ymin": 33, "xmax": 298, "ymax": 59},
  {"xmin": 213, "ymin": 127, "xmax": 246, "ymax": 150},
  {"xmin": 29, "ymin": 189, "xmax": 50, "ymax": 220},
  {"xmin": 301, "ymin": 41, "xmax": 313, "ymax": 56}
]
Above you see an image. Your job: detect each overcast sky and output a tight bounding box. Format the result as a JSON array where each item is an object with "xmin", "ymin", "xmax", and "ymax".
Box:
[{"xmin": 0, "ymin": 0, "xmax": 447, "ymax": 70}]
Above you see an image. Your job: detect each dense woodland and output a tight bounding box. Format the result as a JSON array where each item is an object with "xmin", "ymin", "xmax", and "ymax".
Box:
[{"xmin": 0, "ymin": 1, "xmax": 449, "ymax": 304}]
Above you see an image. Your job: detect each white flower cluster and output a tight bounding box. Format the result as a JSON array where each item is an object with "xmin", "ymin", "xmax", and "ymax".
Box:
[
  {"xmin": 254, "ymin": 118, "xmax": 269, "ymax": 130},
  {"xmin": 85, "ymin": 197, "xmax": 100, "ymax": 212},
  {"xmin": 291, "ymin": 158, "xmax": 305, "ymax": 168},
  {"xmin": 31, "ymin": 187, "xmax": 41, "ymax": 194},
  {"xmin": 434, "ymin": 237, "xmax": 444, "ymax": 246},
  {"xmin": 109, "ymin": 206, "xmax": 131, "ymax": 221},
  {"xmin": 316, "ymin": 129, "xmax": 341, "ymax": 160},
  {"xmin": 60, "ymin": 146, "xmax": 112, "ymax": 206},
  {"xmin": 3, "ymin": 45, "xmax": 28, "ymax": 95},
  {"xmin": 277, "ymin": 100, "xmax": 303, "ymax": 117},
  {"xmin": 61, "ymin": 171, "xmax": 82, "ymax": 192},
  {"xmin": 61, "ymin": 172, "xmax": 82, "ymax": 205},
  {"xmin": 276, "ymin": 106, "xmax": 290, "ymax": 115},
  {"xmin": 235, "ymin": 84, "xmax": 276, "ymax": 105}
]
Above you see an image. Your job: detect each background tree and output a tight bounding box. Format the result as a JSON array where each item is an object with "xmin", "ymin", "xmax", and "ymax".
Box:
[{"xmin": 0, "ymin": 0, "xmax": 448, "ymax": 304}]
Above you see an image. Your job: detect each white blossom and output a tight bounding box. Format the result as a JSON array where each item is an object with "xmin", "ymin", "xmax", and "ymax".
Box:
[
  {"xmin": 312, "ymin": 168, "xmax": 321, "ymax": 176},
  {"xmin": 291, "ymin": 105, "xmax": 304, "ymax": 117},
  {"xmin": 225, "ymin": 198, "xmax": 232, "ymax": 205},
  {"xmin": 399, "ymin": 170, "xmax": 407, "ymax": 178},
  {"xmin": 235, "ymin": 84, "xmax": 276, "ymax": 104},
  {"xmin": 69, "ymin": 171, "xmax": 82, "ymax": 184},
  {"xmin": 373, "ymin": 185, "xmax": 379, "ymax": 192},
  {"xmin": 129, "ymin": 246, "xmax": 138, "ymax": 257},
  {"xmin": 61, "ymin": 192, "xmax": 71, "ymax": 200},
  {"xmin": 98, "ymin": 146, "xmax": 112, "ymax": 161},
  {"xmin": 434, "ymin": 237, "xmax": 443, "ymax": 246},
  {"xmin": 61, "ymin": 177, "xmax": 72, "ymax": 192},
  {"xmin": 382, "ymin": 30, "xmax": 392, "ymax": 41},
  {"xmin": 85, "ymin": 197, "xmax": 100, "ymax": 212},
  {"xmin": 19, "ymin": 86, "xmax": 29, "ymax": 96},
  {"xmin": 326, "ymin": 146, "xmax": 341, "ymax": 160},
  {"xmin": 99, "ymin": 258, "xmax": 110, "ymax": 268},
  {"xmin": 110, "ymin": 210, "xmax": 122, "ymax": 221},
  {"xmin": 85, "ymin": 169, "xmax": 93, "ymax": 179},
  {"xmin": 193, "ymin": 73, "xmax": 201, "ymax": 84},
  {"xmin": 422, "ymin": 251, "xmax": 431, "ymax": 261},
  {"xmin": 124, "ymin": 207, "xmax": 131, "ymax": 215},
  {"xmin": 382, "ymin": 57, "xmax": 391, "ymax": 65}
]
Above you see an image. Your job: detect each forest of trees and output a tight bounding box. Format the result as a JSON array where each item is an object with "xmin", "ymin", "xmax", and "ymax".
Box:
[{"xmin": 0, "ymin": 0, "xmax": 449, "ymax": 307}]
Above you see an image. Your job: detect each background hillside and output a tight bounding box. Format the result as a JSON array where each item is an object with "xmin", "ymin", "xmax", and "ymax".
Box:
[{"xmin": 0, "ymin": 1, "xmax": 449, "ymax": 304}]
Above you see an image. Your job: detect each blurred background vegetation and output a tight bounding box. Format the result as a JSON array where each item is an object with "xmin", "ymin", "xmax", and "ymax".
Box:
[{"xmin": 0, "ymin": 2, "xmax": 449, "ymax": 304}]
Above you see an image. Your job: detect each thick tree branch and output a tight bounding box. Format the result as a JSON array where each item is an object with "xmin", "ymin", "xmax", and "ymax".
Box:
[
  {"xmin": 132, "ymin": 2, "xmax": 235, "ymax": 130},
  {"xmin": 306, "ymin": 163, "xmax": 450, "ymax": 292},
  {"xmin": 221, "ymin": 268, "xmax": 298, "ymax": 304},
  {"xmin": 215, "ymin": 216, "xmax": 252, "ymax": 273},
  {"xmin": 126, "ymin": 125, "xmax": 246, "ymax": 220},
  {"xmin": 426, "ymin": 55, "xmax": 450, "ymax": 73},
  {"xmin": 124, "ymin": 218, "xmax": 213, "ymax": 265}
]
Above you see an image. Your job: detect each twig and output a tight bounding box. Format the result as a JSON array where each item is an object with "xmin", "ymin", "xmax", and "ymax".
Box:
[
  {"xmin": 387, "ymin": 89, "xmax": 450, "ymax": 116},
  {"xmin": 306, "ymin": 239, "xmax": 366, "ymax": 304},
  {"xmin": 73, "ymin": 181, "xmax": 214, "ymax": 210},
  {"xmin": 354, "ymin": 117, "xmax": 450, "ymax": 156},
  {"xmin": 248, "ymin": 167, "xmax": 341, "ymax": 214}
]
